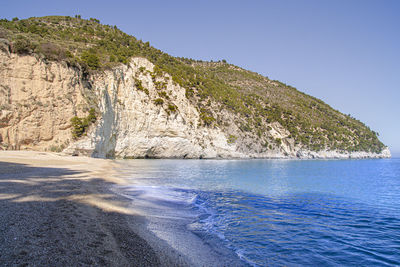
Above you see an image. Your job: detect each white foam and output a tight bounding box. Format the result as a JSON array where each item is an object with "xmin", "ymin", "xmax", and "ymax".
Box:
[{"xmin": 119, "ymin": 184, "xmax": 246, "ymax": 266}]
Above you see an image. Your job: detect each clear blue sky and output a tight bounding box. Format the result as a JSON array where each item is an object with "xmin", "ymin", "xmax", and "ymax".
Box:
[{"xmin": 2, "ymin": 0, "xmax": 400, "ymax": 154}]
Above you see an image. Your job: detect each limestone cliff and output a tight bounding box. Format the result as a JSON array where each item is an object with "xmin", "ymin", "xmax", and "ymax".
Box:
[
  {"xmin": 0, "ymin": 46, "xmax": 90, "ymax": 152},
  {"xmin": 69, "ymin": 57, "xmax": 238, "ymax": 159},
  {"xmin": 0, "ymin": 47, "xmax": 391, "ymax": 159}
]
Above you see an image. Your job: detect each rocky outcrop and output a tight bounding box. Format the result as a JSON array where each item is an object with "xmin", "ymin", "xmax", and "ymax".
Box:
[
  {"xmin": 295, "ymin": 147, "xmax": 391, "ymax": 159},
  {"xmin": 0, "ymin": 48, "xmax": 90, "ymax": 152},
  {"xmin": 0, "ymin": 50, "xmax": 391, "ymax": 159},
  {"xmin": 66, "ymin": 58, "xmax": 241, "ymax": 159}
]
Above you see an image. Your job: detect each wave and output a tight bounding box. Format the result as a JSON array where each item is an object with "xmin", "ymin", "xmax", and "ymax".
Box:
[
  {"xmin": 121, "ymin": 185, "xmax": 400, "ymax": 266},
  {"xmin": 112, "ymin": 158, "xmax": 400, "ymax": 266},
  {"xmin": 116, "ymin": 184, "xmax": 251, "ymax": 266}
]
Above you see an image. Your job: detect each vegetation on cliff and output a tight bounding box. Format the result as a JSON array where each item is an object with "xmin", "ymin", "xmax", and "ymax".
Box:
[
  {"xmin": 0, "ymin": 16, "xmax": 385, "ymax": 153},
  {"xmin": 70, "ymin": 108, "xmax": 97, "ymax": 139}
]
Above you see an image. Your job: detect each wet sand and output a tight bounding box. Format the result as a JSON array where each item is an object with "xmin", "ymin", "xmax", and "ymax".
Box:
[{"xmin": 0, "ymin": 151, "xmax": 189, "ymax": 266}]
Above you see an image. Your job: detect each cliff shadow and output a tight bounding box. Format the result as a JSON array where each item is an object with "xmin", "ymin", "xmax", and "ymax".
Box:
[{"xmin": 0, "ymin": 161, "xmax": 161, "ymax": 266}]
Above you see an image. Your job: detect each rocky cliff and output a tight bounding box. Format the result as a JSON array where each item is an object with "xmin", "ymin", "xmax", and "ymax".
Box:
[
  {"xmin": 0, "ymin": 45, "xmax": 88, "ymax": 152},
  {"xmin": 0, "ymin": 46, "xmax": 391, "ymax": 159},
  {"xmin": 0, "ymin": 16, "xmax": 391, "ymax": 159}
]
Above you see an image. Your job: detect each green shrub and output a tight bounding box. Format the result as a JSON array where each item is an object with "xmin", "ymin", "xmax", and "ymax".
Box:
[
  {"xmin": 109, "ymin": 54, "xmax": 116, "ymax": 62},
  {"xmin": 87, "ymin": 108, "xmax": 96, "ymax": 123},
  {"xmin": 227, "ymin": 134, "xmax": 237, "ymax": 144},
  {"xmin": 154, "ymin": 81, "xmax": 166, "ymax": 90},
  {"xmin": 167, "ymin": 104, "xmax": 178, "ymax": 113},
  {"xmin": 80, "ymin": 50, "xmax": 100, "ymax": 69},
  {"xmin": 89, "ymin": 18, "xmax": 100, "ymax": 24},
  {"xmin": 200, "ymin": 112, "xmax": 215, "ymax": 126},
  {"xmin": 158, "ymin": 91, "xmax": 169, "ymax": 99},
  {"xmin": 70, "ymin": 116, "xmax": 87, "ymax": 139},
  {"xmin": 153, "ymin": 98, "xmax": 164, "ymax": 105},
  {"xmin": 185, "ymin": 88, "xmax": 194, "ymax": 98},
  {"xmin": 134, "ymin": 78, "xmax": 149, "ymax": 94},
  {"xmin": 12, "ymin": 36, "xmax": 35, "ymax": 54},
  {"xmin": 70, "ymin": 109, "xmax": 97, "ymax": 139}
]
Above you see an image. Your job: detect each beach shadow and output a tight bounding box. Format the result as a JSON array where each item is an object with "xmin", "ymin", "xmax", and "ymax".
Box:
[{"xmin": 0, "ymin": 161, "xmax": 162, "ymax": 266}]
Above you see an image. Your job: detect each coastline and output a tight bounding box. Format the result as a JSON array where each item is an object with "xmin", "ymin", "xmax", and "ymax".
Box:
[
  {"xmin": 0, "ymin": 151, "xmax": 394, "ymax": 266},
  {"xmin": 0, "ymin": 151, "xmax": 170, "ymax": 266},
  {"xmin": 63, "ymin": 145, "xmax": 391, "ymax": 160},
  {"xmin": 0, "ymin": 151, "xmax": 246, "ymax": 266}
]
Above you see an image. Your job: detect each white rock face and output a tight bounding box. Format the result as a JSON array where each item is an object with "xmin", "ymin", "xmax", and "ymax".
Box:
[
  {"xmin": 67, "ymin": 58, "xmax": 242, "ymax": 158},
  {"xmin": 0, "ymin": 50, "xmax": 391, "ymax": 159},
  {"xmin": 295, "ymin": 147, "xmax": 391, "ymax": 159}
]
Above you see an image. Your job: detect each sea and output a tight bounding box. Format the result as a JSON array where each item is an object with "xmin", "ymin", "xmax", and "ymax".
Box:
[{"xmin": 115, "ymin": 158, "xmax": 400, "ymax": 266}]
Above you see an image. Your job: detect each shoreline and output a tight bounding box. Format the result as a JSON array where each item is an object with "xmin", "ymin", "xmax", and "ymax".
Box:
[
  {"xmin": 0, "ymin": 151, "xmax": 246, "ymax": 266},
  {"xmin": 111, "ymin": 179, "xmax": 249, "ymax": 267},
  {"xmin": 1, "ymin": 151, "xmax": 394, "ymax": 266},
  {"xmin": 0, "ymin": 151, "xmax": 177, "ymax": 266},
  {"xmin": 66, "ymin": 146, "xmax": 392, "ymax": 159}
]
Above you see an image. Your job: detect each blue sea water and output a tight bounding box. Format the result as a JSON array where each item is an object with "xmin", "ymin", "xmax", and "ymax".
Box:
[{"xmin": 117, "ymin": 158, "xmax": 400, "ymax": 266}]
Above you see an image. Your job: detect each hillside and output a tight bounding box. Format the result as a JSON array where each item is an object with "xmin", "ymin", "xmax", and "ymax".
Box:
[{"xmin": 0, "ymin": 16, "xmax": 390, "ymax": 158}]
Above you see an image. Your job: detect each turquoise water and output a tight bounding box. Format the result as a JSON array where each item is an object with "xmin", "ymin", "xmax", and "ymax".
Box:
[{"xmin": 117, "ymin": 158, "xmax": 400, "ymax": 266}]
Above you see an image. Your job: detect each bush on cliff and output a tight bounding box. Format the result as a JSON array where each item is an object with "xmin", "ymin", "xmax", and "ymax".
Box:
[
  {"xmin": 70, "ymin": 108, "xmax": 97, "ymax": 139},
  {"xmin": 12, "ymin": 35, "xmax": 35, "ymax": 54},
  {"xmin": 80, "ymin": 49, "xmax": 100, "ymax": 70}
]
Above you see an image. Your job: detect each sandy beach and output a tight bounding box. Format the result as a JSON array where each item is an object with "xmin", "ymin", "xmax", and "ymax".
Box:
[{"xmin": 0, "ymin": 151, "xmax": 193, "ymax": 266}]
